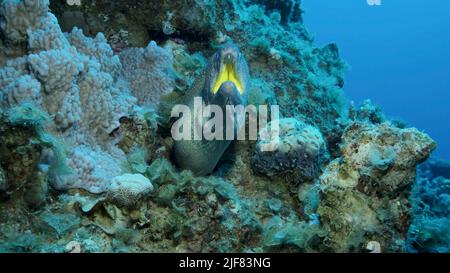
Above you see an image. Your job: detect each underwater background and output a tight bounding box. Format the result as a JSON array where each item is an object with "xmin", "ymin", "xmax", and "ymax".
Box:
[
  {"xmin": 0, "ymin": 0, "xmax": 448, "ymax": 253},
  {"xmin": 303, "ymin": 0, "xmax": 450, "ymax": 160}
]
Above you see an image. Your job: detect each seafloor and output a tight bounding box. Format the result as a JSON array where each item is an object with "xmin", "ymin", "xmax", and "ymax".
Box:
[{"xmin": 0, "ymin": 0, "xmax": 448, "ymax": 253}]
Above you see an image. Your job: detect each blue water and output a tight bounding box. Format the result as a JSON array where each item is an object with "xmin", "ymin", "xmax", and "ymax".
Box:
[{"xmin": 302, "ymin": 0, "xmax": 450, "ymax": 160}]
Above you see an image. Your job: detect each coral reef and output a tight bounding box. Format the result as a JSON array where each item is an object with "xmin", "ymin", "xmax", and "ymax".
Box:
[
  {"xmin": 407, "ymin": 159, "xmax": 450, "ymax": 252},
  {"xmin": 119, "ymin": 41, "xmax": 174, "ymax": 107},
  {"xmin": 0, "ymin": 0, "xmax": 166, "ymax": 194},
  {"xmin": 349, "ymin": 99, "xmax": 386, "ymax": 125},
  {"xmin": 0, "ymin": 0, "xmax": 443, "ymax": 253},
  {"xmin": 418, "ymin": 158, "xmax": 450, "ymax": 180},
  {"xmin": 0, "ymin": 103, "xmax": 64, "ymax": 209},
  {"xmin": 317, "ymin": 121, "xmax": 436, "ymax": 252},
  {"xmin": 0, "ymin": 166, "xmax": 6, "ymax": 192},
  {"xmin": 107, "ymin": 173, "xmax": 154, "ymax": 208},
  {"xmin": 49, "ymin": 0, "xmax": 348, "ymax": 156}
]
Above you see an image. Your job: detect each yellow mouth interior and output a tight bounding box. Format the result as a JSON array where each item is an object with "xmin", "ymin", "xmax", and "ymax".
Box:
[{"xmin": 212, "ymin": 63, "xmax": 244, "ymax": 94}]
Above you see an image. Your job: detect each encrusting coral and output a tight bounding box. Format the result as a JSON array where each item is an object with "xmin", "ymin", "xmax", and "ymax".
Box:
[
  {"xmin": 0, "ymin": 165, "xmax": 6, "ymax": 192},
  {"xmin": 252, "ymin": 118, "xmax": 327, "ymax": 183},
  {"xmin": 119, "ymin": 41, "xmax": 174, "ymax": 107}
]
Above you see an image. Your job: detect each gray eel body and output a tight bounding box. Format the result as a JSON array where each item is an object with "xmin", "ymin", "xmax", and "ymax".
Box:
[{"xmin": 173, "ymin": 43, "xmax": 250, "ymax": 176}]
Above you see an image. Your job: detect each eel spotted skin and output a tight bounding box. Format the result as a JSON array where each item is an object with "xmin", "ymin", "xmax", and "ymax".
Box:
[{"xmin": 173, "ymin": 43, "xmax": 250, "ymax": 176}]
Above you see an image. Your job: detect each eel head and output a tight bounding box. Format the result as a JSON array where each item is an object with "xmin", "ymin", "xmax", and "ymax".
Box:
[{"xmin": 203, "ymin": 42, "xmax": 250, "ymax": 107}]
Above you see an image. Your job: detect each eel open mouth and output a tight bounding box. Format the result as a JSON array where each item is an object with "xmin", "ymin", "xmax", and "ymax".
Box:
[{"xmin": 212, "ymin": 61, "xmax": 244, "ymax": 95}]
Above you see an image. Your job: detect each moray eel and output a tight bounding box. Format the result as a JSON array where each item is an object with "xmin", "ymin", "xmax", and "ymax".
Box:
[{"xmin": 173, "ymin": 43, "xmax": 250, "ymax": 176}]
